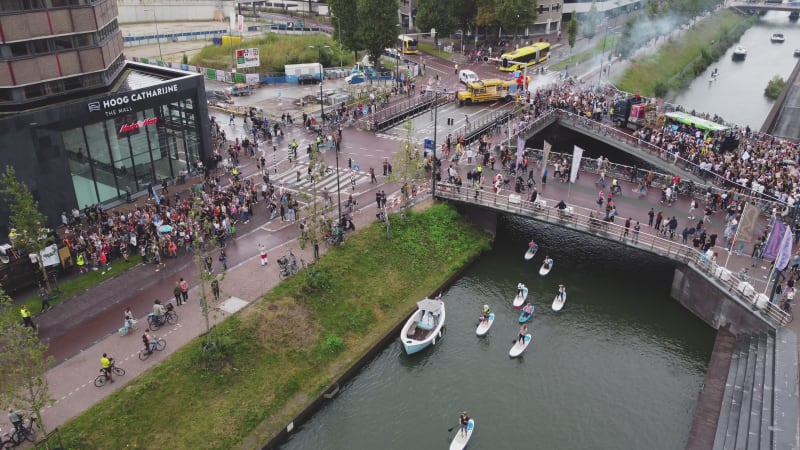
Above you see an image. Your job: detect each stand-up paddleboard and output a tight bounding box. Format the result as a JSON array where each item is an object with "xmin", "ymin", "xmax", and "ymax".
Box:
[
  {"xmin": 552, "ymin": 289, "xmax": 567, "ymax": 312},
  {"xmin": 539, "ymin": 260, "xmax": 553, "ymax": 276},
  {"xmin": 512, "ymin": 285, "xmax": 528, "ymax": 309},
  {"xmin": 476, "ymin": 313, "xmax": 495, "ymax": 336},
  {"xmin": 524, "ymin": 245, "xmax": 538, "ymax": 260},
  {"xmin": 519, "ymin": 306, "xmax": 534, "ymax": 323},
  {"xmin": 509, "ymin": 334, "xmax": 532, "ymax": 358},
  {"xmin": 450, "ymin": 419, "xmax": 475, "ymax": 450}
]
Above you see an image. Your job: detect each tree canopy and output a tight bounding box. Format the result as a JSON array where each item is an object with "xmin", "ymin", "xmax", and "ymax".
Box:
[{"xmin": 358, "ymin": 0, "xmax": 400, "ymax": 67}]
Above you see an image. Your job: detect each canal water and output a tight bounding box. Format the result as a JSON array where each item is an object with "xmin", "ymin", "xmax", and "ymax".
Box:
[
  {"xmin": 669, "ymin": 11, "xmax": 800, "ymax": 128},
  {"xmin": 280, "ymin": 217, "xmax": 715, "ymax": 450}
]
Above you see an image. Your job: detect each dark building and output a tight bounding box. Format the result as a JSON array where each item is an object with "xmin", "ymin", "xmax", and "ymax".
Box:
[{"xmin": 0, "ymin": 0, "xmax": 211, "ymax": 227}]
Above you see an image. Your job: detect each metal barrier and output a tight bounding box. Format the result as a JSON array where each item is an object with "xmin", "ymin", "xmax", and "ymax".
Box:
[{"xmin": 433, "ymin": 182, "xmax": 791, "ymax": 327}]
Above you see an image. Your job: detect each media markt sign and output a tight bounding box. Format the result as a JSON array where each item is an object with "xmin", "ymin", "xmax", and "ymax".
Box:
[{"xmin": 236, "ymin": 48, "xmax": 260, "ymax": 69}]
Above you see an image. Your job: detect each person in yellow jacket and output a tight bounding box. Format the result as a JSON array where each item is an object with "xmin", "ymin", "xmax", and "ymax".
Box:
[
  {"xmin": 20, "ymin": 305, "xmax": 36, "ymax": 330},
  {"xmin": 77, "ymin": 252, "xmax": 87, "ymax": 274}
]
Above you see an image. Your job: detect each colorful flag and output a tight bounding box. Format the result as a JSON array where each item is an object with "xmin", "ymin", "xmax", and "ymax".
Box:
[
  {"xmin": 776, "ymin": 227, "xmax": 794, "ymax": 271},
  {"xmin": 762, "ymin": 220, "xmax": 787, "ymax": 260},
  {"xmin": 570, "ymin": 145, "xmax": 584, "ymax": 183}
]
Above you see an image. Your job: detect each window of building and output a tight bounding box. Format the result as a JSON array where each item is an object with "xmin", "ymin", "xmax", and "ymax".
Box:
[
  {"xmin": 9, "ymin": 42, "xmax": 29, "ymax": 57},
  {"xmin": 73, "ymin": 34, "xmax": 93, "ymax": 47},
  {"xmin": 53, "ymin": 38, "xmax": 73, "ymax": 51},
  {"xmin": 23, "ymin": 84, "xmax": 46, "ymax": 99},
  {"xmin": 51, "ymin": 0, "xmax": 83, "ymax": 6},
  {"xmin": 33, "ymin": 40, "xmax": 51, "ymax": 54}
]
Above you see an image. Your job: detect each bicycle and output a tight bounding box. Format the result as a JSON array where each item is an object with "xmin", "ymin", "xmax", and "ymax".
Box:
[
  {"xmin": 9, "ymin": 416, "xmax": 36, "ymax": 446},
  {"xmin": 138, "ymin": 338, "xmax": 167, "ymax": 360},
  {"xmin": 146, "ymin": 303, "xmax": 178, "ymax": 331},
  {"xmin": 1, "ymin": 427, "xmax": 15, "ymax": 450},
  {"xmin": 94, "ymin": 362, "xmax": 126, "ymax": 387}
]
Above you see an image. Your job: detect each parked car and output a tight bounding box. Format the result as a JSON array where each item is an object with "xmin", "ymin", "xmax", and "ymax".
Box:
[
  {"xmin": 459, "ymin": 69, "xmax": 479, "ymax": 85},
  {"xmin": 345, "ymin": 71, "xmax": 366, "ymax": 84},
  {"xmin": 298, "ymin": 74, "xmax": 321, "ymax": 85},
  {"xmin": 205, "ymin": 90, "xmax": 231, "ymax": 104}
]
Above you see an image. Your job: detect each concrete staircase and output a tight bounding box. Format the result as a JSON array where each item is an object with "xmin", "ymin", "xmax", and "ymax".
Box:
[{"xmin": 712, "ymin": 332, "xmax": 774, "ymax": 450}]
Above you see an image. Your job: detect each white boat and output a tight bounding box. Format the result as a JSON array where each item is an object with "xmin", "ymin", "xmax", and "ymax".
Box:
[
  {"xmin": 552, "ymin": 288, "xmax": 567, "ymax": 312},
  {"xmin": 476, "ymin": 313, "xmax": 495, "ymax": 336},
  {"xmin": 732, "ymin": 46, "xmax": 747, "ymax": 60},
  {"xmin": 400, "ymin": 298, "xmax": 445, "ymax": 355},
  {"xmin": 509, "ymin": 334, "xmax": 532, "ymax": 358},
  {"xmin": 512, "ymin": 284, "xmax": 528, "ymax": 309},
  {"xmin": 771, "ymin": 33, "xmax": 785, "ymax": 43},
  {"xmin": 539, "ymin": 260, "xmax": 553, "ymax": 276},
  {"xmin": 450, "ymin": 419, "xmax": 475, "ymax": 450},
  {"xmin": 524, "ymin": 244, "xmax": 538, "ymax": 260}
]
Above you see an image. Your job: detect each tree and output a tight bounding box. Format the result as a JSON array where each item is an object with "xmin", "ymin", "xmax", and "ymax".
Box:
[
  {"xmin": 475, "ymin": 3, "xmax": 498, "ymax": 40},
  {"xmin": 494, "ymin": 0, "xmax": 537, "ymax": 42},
  {"xmin": 358, "ymin": 0, "xmax": 399, "ymax": 67},
  {"xmin": 582, "ymin": 1, "xmax": 601, "ymax": 38},
  {"xmin": 297, "ymin": 147, "xmax": 328, "ymax": 260},
  {"xmin": 0, "ymin": 167, "xmax": 54, "ymax": 293},
  {"xmin": 329, "ymin": 0, "xmax": 363, "ymax": 57},
  {"xmin": 567, "ymin": 14, "xmax": 579, "ymax": 50},
  {"xmin": 0, "ymin": 293, "xmax": 54, "ymax": 444},
  {"xmin": 388, "ymin": 119, "xmax": 426, "ymax": 211},
  {"xmin": 765, "ymin": 75, "xmax": 785, "ymax": 100},
  {"xmin": 416, "ymin": 0, "xmax": 458, "ymax": 37}
]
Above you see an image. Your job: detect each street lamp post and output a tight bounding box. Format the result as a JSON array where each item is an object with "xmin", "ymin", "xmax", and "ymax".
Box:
[
  {"xmin": 333, "ymin": 16, "xmax": 343, "ymax": 68},
  {"xmin": 308, "ymin": 45, "xmax": 331, "ymax": 125},
  {"xmin": 144, "ymin": 9, "xmax": 163, "ymax": 62},
  {"xmin": 335, "ymin": 133, "xmax": 343, "ymax": 228}
]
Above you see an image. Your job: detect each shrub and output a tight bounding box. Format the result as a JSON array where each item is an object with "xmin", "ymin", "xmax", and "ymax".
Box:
[{"xmin": 765, "ymin": 75, "xmax": 785, "ymax": 100}]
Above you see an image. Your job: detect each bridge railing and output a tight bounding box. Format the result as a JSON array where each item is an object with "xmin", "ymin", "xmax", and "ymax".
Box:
[{"xmin": 433, "ymin": 182, "xmax": 792, "ymax": 327}]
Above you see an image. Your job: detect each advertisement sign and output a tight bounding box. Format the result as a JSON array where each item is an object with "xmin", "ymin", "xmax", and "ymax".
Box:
[{"xmin": 236, "ymin": 48, "xmax": 260, "ymax": 69}]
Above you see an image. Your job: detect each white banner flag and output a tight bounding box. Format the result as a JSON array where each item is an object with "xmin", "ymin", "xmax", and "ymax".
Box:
[
  {"xmin": 542, "ymin": 140, "xmax": 551, "ymax": 180},
  {"xmin": 516, "ymin": 135, "xmax": 525, "ymax": 168},
  {"xmin": 570, "ymin": 145, "xmax": 584, "ymax": 183}
]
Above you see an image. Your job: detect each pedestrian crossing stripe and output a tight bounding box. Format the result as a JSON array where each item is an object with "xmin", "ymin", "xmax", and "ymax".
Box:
[{"xmin": 271, "ymin": 162, "xmax": 372, "ymax": 193}]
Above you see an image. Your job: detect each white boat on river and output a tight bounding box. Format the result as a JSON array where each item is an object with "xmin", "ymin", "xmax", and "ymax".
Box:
[{"xmin": 400, "ymin": 298, "xmax": 445, "ymax": 355}]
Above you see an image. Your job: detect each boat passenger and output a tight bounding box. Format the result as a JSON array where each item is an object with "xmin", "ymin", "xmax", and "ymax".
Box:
[
  {"xmin": 518, "ymin": 324, "xmax": 528, "ymax": 344},
  {"xmin": 522, "ymin": 303, "xmax": 533, "ymax": 315}
]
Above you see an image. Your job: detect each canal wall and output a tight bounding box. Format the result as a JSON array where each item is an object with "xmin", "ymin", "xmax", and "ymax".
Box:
[
  {"xmin": 760, "ymin": 57, "xmax": 800, "ymax": 140},
  {"xmin": 454, "ymin": 202, "xmax": 498, "ymax": 238},
  {"xmin": 671, "ymin": 265, "xmax": 772, "ymax": 335}
]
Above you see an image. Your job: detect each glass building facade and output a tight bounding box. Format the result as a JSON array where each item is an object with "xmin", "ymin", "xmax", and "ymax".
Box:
[{"xmin": 0, "ymin": 62, "xmax": 211, "ymax": 226}]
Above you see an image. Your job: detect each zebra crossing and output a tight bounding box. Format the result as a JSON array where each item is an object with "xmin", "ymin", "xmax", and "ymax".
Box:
[{"xmin": 269, "ymin": 161, "xmax": 374, "ymax": 198}]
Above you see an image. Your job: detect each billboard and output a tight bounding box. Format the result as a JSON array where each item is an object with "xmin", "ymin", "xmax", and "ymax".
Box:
[{"xmin": 236, "ymin": 48, "xmax": 260, "ymax": 69}]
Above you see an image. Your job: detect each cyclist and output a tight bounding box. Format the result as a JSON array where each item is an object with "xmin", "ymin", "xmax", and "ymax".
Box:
[
  {"xmin": 100, "ymin": 353, "xmax": 114, "ymax": 383},
  {"xmin": 7, "ymin": 409, "xmax": 22, "ymax": 433},
  {"xmin": 142, "ymin": 329, "xmax": 156, "ymax": 354},
  {"xmin": 152, "ymin": 299, "xmax": 165, "ymax": 326}
]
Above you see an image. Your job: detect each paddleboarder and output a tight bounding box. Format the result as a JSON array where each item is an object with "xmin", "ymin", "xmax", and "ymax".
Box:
[
  {"xmin": 459, "ymin": 411, "xmax": 470, "ymax": 437},
  {"xmin": 528, "ymin": 240, "xmax": 537, "ymax": 251},
  {"xmin": 517, "ymin": 283, "xmax": 525, "ymax": 298},
  {"xmin": 522, "ymin": 303, "xmax": 534, "ymax": 316},
  {"xmin": 480, "ymin": 304, "xmax": 491, "ymax": 323},
  {"xmin": 558, "ymin": 284, "xmax": 566, "ymax": 300},
  {"xmin": 543, "ymin": 256, "xmax": 553, "ymax": 270},
  {"xmin": 518, "ymin": 324, "xmax": 528, "ymax": 344}
]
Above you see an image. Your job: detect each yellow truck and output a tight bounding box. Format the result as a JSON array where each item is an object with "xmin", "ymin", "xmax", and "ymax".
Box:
[{"xmin": 457, "ymin": 79, "xmax": 520, "ymax": 105}]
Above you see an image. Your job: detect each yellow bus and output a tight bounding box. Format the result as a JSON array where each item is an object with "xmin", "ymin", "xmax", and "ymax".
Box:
[
  {"xmin": 457, "ymin": 79, "xmax": 517, "ymax": 105},
  {"xmin": 500, "ymin": 42, "xmax": 551, "ymax": 72},
  {"xmin": 397, "ymin": 35, "xmax": 419, "ymax": 55}
]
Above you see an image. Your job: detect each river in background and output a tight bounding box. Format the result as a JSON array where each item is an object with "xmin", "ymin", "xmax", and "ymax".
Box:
[
  {"xmin": 669, "ymin": 11, "xmax": 800, "ymax": 128},
  {"xmin": 280, "ymin": 217, "xmax": 715, "ymax": 450}
]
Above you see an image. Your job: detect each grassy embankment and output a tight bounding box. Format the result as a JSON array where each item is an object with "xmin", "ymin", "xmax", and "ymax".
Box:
[
  {"xmin": 617, "ymin": 9, "xmax": 755, "ymax": 96},
  {"xmin": 191, "ymin": 33, "xmax": 354, "ymax": 73},
  {"xmin": 419, "ymin": 42, "xmax": 453, "ymax": 60},
  {"xmin": 59, "ymin": 204, "xmax": 491, "ymax": 449}
]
